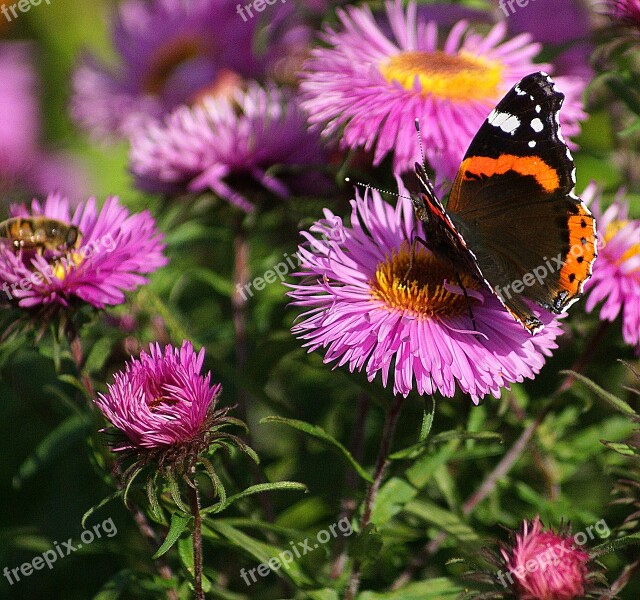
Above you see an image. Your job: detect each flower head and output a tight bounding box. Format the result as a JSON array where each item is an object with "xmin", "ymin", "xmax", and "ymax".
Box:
[
  {"xmin": 287, "ymin": 187, "xmax": 562, "ymax": 403},
  {"xmin": 606, "ymin": 0, "xmax": 640, "ymax": 30},
  {"xmin": 130, "ymin": 84, "xmax": 324, "ymax": 212},
  {"xmin": 71, "ymin": 0, "xmax": 302, "ymax": 138},
  {"xmin": 95, "ymin": 341, "xmax": 248, "ymax": 478},
  {"xmin": 583, "ymin": 186, "xmax": 640, "ymax": 348},
  {"xmin": 500, "ymin": 517, "xmax": 591, "ymax": 600},
  {"xmin": 300, "ymin": 0, "xmax": 586, "ymax": 180},
  {"xmin": 0, "ymin": 193, "xmax": 167, "ymax": 313}
]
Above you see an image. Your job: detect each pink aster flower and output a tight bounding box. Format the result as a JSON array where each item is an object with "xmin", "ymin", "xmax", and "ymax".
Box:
[
  {"xmin": 96, "ymin": 341, "xmax": 220, "ymax": 451},
  {"xmin": 71, "ymin": 0, "xmax": 304, "ymax": 139},
  {"xmin": 500, "ymin": 517, "xmax": 591, "ymax": 600},
  {"xmin": 607, "ymin": 0, "xmax": 640, "ymax": 29},
  {"xmin": 583, "ymin": 186, "xmax": 640, "ymax": 348},
  {"xmin": 0, "ymin": 193, "xmax": 167, "ymax": 312},
  {"xmin": 95, "ymin": 340, "xmax": 252, "ymax": 481},
  {"xmin": 287, "ymin": 186, "xmax": 563, "ymax": 404},
  {"xmin": 0, "ymin": 42, "xmax": 86, "ymax": 202},
  {"xmin": 130, "ymin": 84, "xmax": 324, "ymax": 212},
  {"xmin": 300, "ymin": 0, "xmax": 586, "ymax": 180}
]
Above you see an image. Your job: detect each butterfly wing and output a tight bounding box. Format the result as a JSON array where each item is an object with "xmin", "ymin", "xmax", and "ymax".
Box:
[{"xmin": 445, "ymin": 72, "xmax": 597, "ymax": 332}]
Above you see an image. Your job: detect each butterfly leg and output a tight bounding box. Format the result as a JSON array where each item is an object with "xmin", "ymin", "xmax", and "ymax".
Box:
[
  {"xmin": 403, "ymin": 232, "xmax": 420, "ymax": 281},
  {"xmin": 454, "ymin": 272, "xmax": 478, "ymax": 334}
]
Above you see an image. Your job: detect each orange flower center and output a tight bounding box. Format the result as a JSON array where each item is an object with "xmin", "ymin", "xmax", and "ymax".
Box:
[
  {"xmin": 379, "ymin": 50, "xmax": 503, "ymax": 101},
  {"xmin": 144, "ymin": 37, "xmax": 206, "ymax": 95},
  {"xmin": 371, "ymin": 246, "xmax": 479, "ymax": 318}
]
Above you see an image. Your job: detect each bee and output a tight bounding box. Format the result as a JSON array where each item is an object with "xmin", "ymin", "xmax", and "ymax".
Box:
[{"xmin": 0, "ymin": 217, "xmax": 82, "ymax": 253}]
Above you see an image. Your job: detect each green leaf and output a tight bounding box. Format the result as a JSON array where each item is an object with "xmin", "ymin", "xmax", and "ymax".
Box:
[
  {"xmin": 592, "ymin": 533, "xmax": 640, "ymax": 556},
  {"xmin": 304, "ymin": 590, "xmax": 340, "ymax": 600},
  {"xmin": 260, "ymin": 416, "xmax": 373, "ymax": 483},
  {"xmin": 349, "ymin": 523, "xmax": 383, "ymax": 564},
  {"xmin": 152, "ymin": 512, "xmax": 191, "ymax": 559},
  {"xmin": 82, "ymin": 491, "xmax": 122, "ymax": 529},
  {"xmin": 404, "ymin": 500, "xmax": 479, "ymax": 543},
  {"xmin": 185, "ymin": 266, "xmax": 233, "ymax": 297},
  {"xmin": 13, "ymin": 414, "xmax": 89, "ymax": 489},
  {"xmin": 370, "ymin": 478, "xmax": 417, "ymax": 527},
  {"xmin": 84, "ymin": 336, "xmax": 115, "ymax": 374},
  {"xmin": 202, "ymin": 481, "xmax": 307, "ymax": 515},
  {"xmin": 92, "ymin": 569, "xmax": 137, "ymax": 600},
  {"xmin": 600, "ymin": 441, "xmax": 637, "ymax": 456},
  {"xmin": 563, "ymin": 371, "xmax": 637, "ymax": 417},
  {"xmin": 357, "ymin": 578, "xmax": 465, "ymax": 599},
  {"xmin": 207, "ymin": 521, "xmax": 313, "ymax": 587},
  {"xmin": 430, "ymin": 430, "xmax": 503, "ymax": 444},
  {"xmin": 419, "ymin": 396, "xmax": 436, "ymax": 442}
]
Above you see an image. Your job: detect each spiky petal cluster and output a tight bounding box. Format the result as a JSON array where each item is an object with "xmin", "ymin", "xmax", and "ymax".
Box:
[
  {"xmin": 0, "ymin": 193, "xmax": 167, "ymax": 311},
  {"xmin": 500, "ymin": 517, "xmax": 590, "ymax": 600},
  {"xmin": 96, "ymin": 341, "xmax": 224, "ymax": 454},
  {"xmin": 130, "ymin": 84, "xmax": 323, "ymax": 212}
]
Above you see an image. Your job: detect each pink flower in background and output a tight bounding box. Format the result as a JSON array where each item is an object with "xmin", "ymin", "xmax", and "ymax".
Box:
[
  {"xmin": 501, "ymin": 517, "xmax": 590, "ymax": 600},
  {"xmin": 71, "ymin": 0, "xmax": 306, "ymax": 139},
  {"xmin": 0, "ymin": 42, "xmax": 86, "ymax": 202},
  {"xmin": 607, "ymin": 0, "xmax": 640, "ymax": 29},
  {"xmin": 96, "ymin": 341, "xmax": 222, "ymax": 451},
  {"xmin": 300, "ymin": 0, "xmax": 586, "ymax": 180},
  {"xmin": 130, "ymin": 84, "xmax": 324, "ymax": 212},
  {"xmin": 287, "ymin": 186, "xmax": 563, "ymax": 404},
  {"xmin": 584, "ymin": 186, "xmax": 640, "ymax": 348},
  {"xmin": 0, "ymin": 193, "xmax": 167, "ymax": 311}
]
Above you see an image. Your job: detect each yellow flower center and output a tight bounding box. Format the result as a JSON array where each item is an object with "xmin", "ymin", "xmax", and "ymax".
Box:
[
  {"xmin": 605, "ymin": 219, "xmax": 640, "ymax": 267},
  {"xmin": 144, "ymin": 37, "xmax": 206, "ymax": 95},
  {"xmin": 371, "ymin": 246, "xmax": 479, "ymax": 319},
  {"xmin": 51, "ymin": 251, "xmax": 84, "ymax": 281},
  {"xmin": 379, "ymin": 50, "xmax": 503, "ymax": 101}
]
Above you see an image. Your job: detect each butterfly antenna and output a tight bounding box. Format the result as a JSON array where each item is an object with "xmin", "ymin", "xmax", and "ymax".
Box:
[
  {"xmin": 415, "ymin": 119, "xmax": 427, "ymax": 171},
  {"xmin": 344, "ymin": 177, "xmax": 412, "ymax": 201}
]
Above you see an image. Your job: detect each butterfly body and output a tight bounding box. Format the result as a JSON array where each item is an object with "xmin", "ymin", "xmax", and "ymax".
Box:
[{"xmin": 411, "ymin": 72, "xmax": 597, "ymax": 334}]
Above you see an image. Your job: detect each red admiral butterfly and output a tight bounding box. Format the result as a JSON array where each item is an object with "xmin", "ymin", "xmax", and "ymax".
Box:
[{"xmin": 411, "ymin": 72, "xmax": 597, "ymax": 334}]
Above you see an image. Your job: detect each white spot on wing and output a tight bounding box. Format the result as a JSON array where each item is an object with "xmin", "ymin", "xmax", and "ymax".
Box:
[
  {"xmin": 528, "ymin": 140, "xmax": 536, "ymax": 148},
  {"xmin": 489, "ymin": 110, "xmax": 520, "ymax": 134},
  {"xmin": 531, "ymin": 118, "xmax": 543, "ymax": 133},
  {"xmin": 535, "ymin": 105, "xmax": 541, "ymax": 113},
  {"xmin": 515, "ymin": 85, "xmax": 526, "ymax": 96}
]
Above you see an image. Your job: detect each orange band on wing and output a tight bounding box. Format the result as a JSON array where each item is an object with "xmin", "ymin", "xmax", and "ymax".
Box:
[
  {"xmin": 557, "ymin": 204, "xmax": 597, "ymax": 298},
  {"xmin": 461, "ymin": 154, "xmax": 560, "ymax": 192}
]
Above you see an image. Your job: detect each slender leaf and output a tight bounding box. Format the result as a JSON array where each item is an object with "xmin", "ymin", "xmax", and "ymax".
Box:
[
  {"xmin": 260, "ymin": 416, "xmax": 373, "ymax": 483},
  {"xmin": 563, "ymin": 371, "xmax": 637, "ymax": 417},
  {"xmin": 152, "ymin": 512, "xmax": 191, "ymax": 559},
  {"xmin": 202, "ymin": 481, "xmax": 307, "ymax": 515}
]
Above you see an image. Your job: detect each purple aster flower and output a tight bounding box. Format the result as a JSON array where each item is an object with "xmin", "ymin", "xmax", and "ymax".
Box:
[
  {"xmin": 95, "ymin": 341, "xmax": 250, "ymax": 477},
  {"xmin": 300, "ymin": 0, "xmax": 586, "ymax": 180},
  {"xmin": 583, "ymin": 186, "xmax": 640, "ymax": 348},
  {"xmin": 287, "ymin": 186, "xmax": 563, "ymax": 404},
  {"xmin": 0, "ymin": 42, "xmax": 86, "ymax": 202},
  {"xmin": 129, "ymin": 84, "xmax": 324, "ymax": 212},
  {"xmin": 0, "ymin": 193, "xmax": 167, "ymax": 312},
  {"xmin": 71, "ymin": 0, "xmax": 303, "ymax": 139}
]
